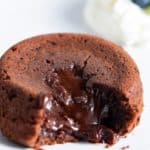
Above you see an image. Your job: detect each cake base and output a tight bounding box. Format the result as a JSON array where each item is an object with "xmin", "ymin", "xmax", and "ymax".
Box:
[{"xmin": 0, "ymin": 33, "xmax": 143, "ymax": 148}]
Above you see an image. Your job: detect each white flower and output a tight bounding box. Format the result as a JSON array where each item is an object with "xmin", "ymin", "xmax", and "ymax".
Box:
[{"xmin": 84, "ymin": 0, "xmax": 150, "ymax": 46}]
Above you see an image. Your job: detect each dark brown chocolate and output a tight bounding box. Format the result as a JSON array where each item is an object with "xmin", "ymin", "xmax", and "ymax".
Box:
[
  {"xmin": 37, "ymin": 67, "xmax": 126, "ymax": 145},
  {"xmin": 0, "ymin": 33, "xmax": 143, "ymax": 148}
]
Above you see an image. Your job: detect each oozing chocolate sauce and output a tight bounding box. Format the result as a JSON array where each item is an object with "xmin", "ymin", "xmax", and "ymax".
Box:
[{"xmin": 40, "ymin": 67, "xmax": 118, "ymax": 145}]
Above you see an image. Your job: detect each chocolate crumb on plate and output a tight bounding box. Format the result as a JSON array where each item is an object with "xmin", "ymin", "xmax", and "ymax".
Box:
[{"xmin": 121, "ymin": 145, "xmax": 130, "ymax": 150}]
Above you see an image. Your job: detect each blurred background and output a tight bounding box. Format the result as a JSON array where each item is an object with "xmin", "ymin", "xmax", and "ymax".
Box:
[
  {"xmin": 0, "ymin": 0, "xmax": 92, "ymax": 56},
  {"xmin": 0, "ymin": 0, "xmax": 150, "ymax": 149}
]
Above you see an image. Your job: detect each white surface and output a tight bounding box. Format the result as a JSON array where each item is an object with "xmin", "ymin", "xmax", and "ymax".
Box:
[
  {"xmin": 0, "ymin": 0, "xmax": 150, "ymax": 150},
  {"xmin": 85, "ymin": 0, "xmax": 150, "ymax": 45}
]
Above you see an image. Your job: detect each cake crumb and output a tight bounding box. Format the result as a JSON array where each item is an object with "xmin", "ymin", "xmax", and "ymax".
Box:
[
  {"xmin": 105, "ymin": 144, "xmax": 113, "ymax": 148},
  {"xmin": 121, "ymin": 145, "xmax": 130, "ymax": 150},
  {"xmin": 122, "ymin": 135, "xmax": 127, "ymax": 138}
]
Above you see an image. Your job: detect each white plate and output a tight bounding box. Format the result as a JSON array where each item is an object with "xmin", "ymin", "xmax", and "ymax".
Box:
[{"xmin": 0, "ymin": 0, "xmax": 150, "ymax": 149}]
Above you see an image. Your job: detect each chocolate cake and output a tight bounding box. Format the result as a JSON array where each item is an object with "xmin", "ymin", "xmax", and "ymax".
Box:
[{"xmin": 0, "ymin": 33, "xmax": 143, "ymax": 148}]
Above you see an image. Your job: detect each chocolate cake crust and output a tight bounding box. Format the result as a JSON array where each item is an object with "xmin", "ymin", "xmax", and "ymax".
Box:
[{"xmin": 0, "ymin": 33, "xmax": 143, "ymax": 147}]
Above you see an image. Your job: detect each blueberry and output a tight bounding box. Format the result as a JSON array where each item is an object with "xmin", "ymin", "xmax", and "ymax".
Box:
[{"xmin": 132, "ymin": 0, "xmax": 150, "ymax": 8}]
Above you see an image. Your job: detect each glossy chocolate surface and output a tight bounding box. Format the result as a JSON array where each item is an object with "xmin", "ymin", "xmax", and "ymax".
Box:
[{"xmin": 40, "ymin": 66, "xmax": 118, "ymax": 145}]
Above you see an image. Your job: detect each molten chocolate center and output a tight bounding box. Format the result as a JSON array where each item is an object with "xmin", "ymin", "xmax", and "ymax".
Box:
[{"xmin": 40, "ymin": 67, "xmax": 119, "ymax": 145}]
